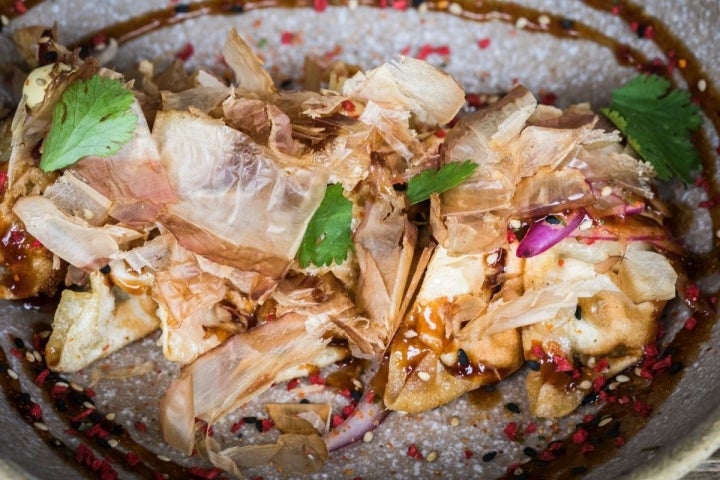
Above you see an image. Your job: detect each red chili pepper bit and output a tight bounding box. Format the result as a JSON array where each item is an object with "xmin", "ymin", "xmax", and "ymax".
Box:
[
  {"xmin": 503, "ymin": 421, "xmax": 518, "ymax": 441},
  {"xmin": 134, "ymin": 421, "xmax": 147, "ymax": 432},
  {"xmin": 392, "ymin": 0, "xmax": 408, "ymax": 10},
  {"xmin": 100, "ymin": 462, "xmax": 119, "ymax": 480},
  {"xmin": 407, "ymin": 443, "xmax": 423, "ymax": 460},
  {"xmin": 309, "ymin": 371, "xmax": 325, "ymax": 385},
  {"xmin": 416, "ymin": 44, "xmax": 433, "ymax": 61},
  {"xmin": 341, "ymin": 404, "xmax": 355, "ymax": 418},
  {"xmin": 13, "ymin": 0, "xmax": 27, "ymax": 14},
  {"xmin": 580, "ymin": 443, "xmax": 596, "ymax": 455},
  {"xmin": 331, "ymin": 414, "xmax": 344, "ymax": 428},
  {"xmin": 280, "ymin": 31, "xmax": 295, "ymax": 45},
  {"xmin": 259, "ymin": 418, "xmax": 274, "ymax": 432},
  {"xmin": 464, "ymin": 449, "xmax": 474, "ymax": 459},
  {"xmin": 126, "ymin": 452, "xmax": 140, "ymax": 467},
  {"xmin": 651, "ymin": 354, "xmax": 672, "ymax": 371},
  {"xmin": 633, "ymin": 398, "xmax": 652, "ymax": 417},
  {"xmin": 176, "ymin": 43, "xmax": 195, "ymax": 62},
  {"xmin": 552, "ymin": 354, "xmax": 574, "ymax": 373},
  {"xmin": 615, "ymin": 435, "xmax": 626, "ymax": 447},
  {"xmin": 594, "ymin": 357, "xmax": 609, "ymax": 373},
  {"xmin": 572, "ymin": 427, "xmax": 589, "ymax": 444},
  {"xmin": 477, "ymin": 37, "xmax": 492, "ymax": 49},
  {"xmin": 537, "ymin": 449, "xmax": 556, "ymax": 462},
  {"xmin": 313, "ymin": 0, "xmax": 328, "ymax": 12},
  {"xmin": 29, "ymin": 402, "xmax": 43, "ymax": 420},
  {"xmin": 0, "ymin": 171, "xmax": 8, "ymax": 196},
  {"xmin": 286, "ymin": 378, "xmax": 300, "ymax": 390},
  {"xmin": 189, "ymin": 466, "xmax": 224, "ymax": 479},
  {"xmin": 92, "ymin": 33, "xmax": 108, "ymax": 48},
  {"xmin": 34, "ymin": 368, "xmax": 50, "ymax": 387},
  {"xmin": 592, "ymin": 376, "xmax": 606, "ymax": 393}
]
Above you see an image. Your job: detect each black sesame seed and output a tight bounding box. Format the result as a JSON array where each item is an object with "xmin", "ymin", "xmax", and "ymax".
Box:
[
  {"xmin": 89, "ymin": 411, "xmax": 104, "ymax": 423},
  {"xmin": 483, "ymin": 384, "xmax": 496, "ymax": 393},
  {"xmin": 96, "ymin": 438, "xmax": 111, "ymax": 449},
  {"xmin": 581, "ymin": 392, "xmax": 599, "ymax": 406},
  {"xmin": 350, "ymin": 390, "xmax": 363, "ymax": 402},
  {"xmin": 560, "ymin": 18, "xmax": 574, "ymax": 30},
  {"xmin": 255, "ymin": 420, "xmax": 264, "ymax": 432},
  {"xmin": 604, "ymin": 421, "xmax": 621, "ymax": 439},
  {"xmin": 299, "ymin": 398, "xmax": 310, "ymax": 404},
  {"xmin": 243, "ymin": 416, "xmax": 258, "ymax": 424},
  {"xmin": 482, "ymin": 451, "xmax": 497, "ymax": 462},
  {"xmin": 574, "ymin": 305, "xmax": 582, "ymax": 320},
  {"xmin": 669, "ymin": 361, "xmax": 684, "ymax": 374},
  {"xmin": 635, "ymin": 23, "xmax": 647, "ymax": 38},
  {"xmin": 515, "ymin": 471, "xmax": 529, "ymax": 480},
  {"xmin": 571, "ymin": 466, "xmax": 588, "ymax": 475},
  {"xmin": 526, "ymin": 360, "xmax": 541, "ymax": 371},
  {"xmin": 523, "ymin": 447, "xmax": 538, "ymax": 457},
  {"xmin": 174, "ymin": 3, "xmax": 190, "ymax": 13},
  {"xmin": 457, "ymin": 348, "xmax": 469, "ymax": 366},
  {"xmin": 589, "ymin": 435, "xmax": 602, "ymax": 446},
  {"xmin": 13, "ymin": 337, "xmax": 25, "ymax": 349},
  {"xmin": 411, "ymin": 0, "xmax": 425, "ymax": 8},
  {"xmin": 70, "ymin": 390, "xmax": 93, "ymax": 405},
  {"xmin": 505, "ymin": 402, "xmax": 521, "ymax": 414},
  {"xmin": 55, "ymin": 399, "xmax": 68, "ymax": 412},
  {"xmin": 545, "ymin": 215, "xmax": 561, "ymax": 225},
  {"xmin": 16, "ymin": 392, "xmax": 32, "ymax": 405},
  {"xmin": 0, "ymin": 363, "xmax": 8, "ymax": 374},
  {"xmin": 280, "ymin": 79, "xmax": 294, "ymax": 90},
  {"xmin": 230, "ymin": 3, "xmax": 244, "ymax": 12},
  {"xmin": 100, "ymin": 265, "xmax": 111, "ymax": 274},
  {"xmin": 111, "ymin": 424, "xmax": 124, "ymax": 435}
]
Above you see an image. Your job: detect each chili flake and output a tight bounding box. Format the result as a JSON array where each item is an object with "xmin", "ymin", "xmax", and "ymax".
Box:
[
  {"xmin": 477, "ymin": 37, "xmax": 491, "ymax": 49},
  {"xmin": 407, "ymin": 443, "xmax": 423, "ymax": 460},
  {"xmin": 503, "ymin": 421, "xmax": 519, "ymax": 441}
]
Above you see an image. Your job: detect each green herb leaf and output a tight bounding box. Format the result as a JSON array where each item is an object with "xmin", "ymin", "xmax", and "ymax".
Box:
[
  {"xmin": 40, "ymin": 74, "xmax": 138, "ymax": 172},
  {"xmin": 406, "ymin": 159, "xmax": 478, "ymax": 205},
  {"xmin": 601, "ymin": 74, "xmax": 702, "ymax": 183},
  {"xmin": 297, "ymin": 184, "xmax": 353, "ymax": 268}
]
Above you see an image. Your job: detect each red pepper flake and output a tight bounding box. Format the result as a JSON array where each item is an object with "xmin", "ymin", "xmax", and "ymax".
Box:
[
  {"xmin": 341, "ymin": 99, "xmax": 356, "ymax": 114},
  {"xmin": 9, "ymin": 348, "xmax": 23, "ymax": 359},
  {"xmin": 594, "ymin": 357, "xmax": 609, "ymax": 373},
  {"xmin": 686, "ymin": 283, "xmax": 701, "ymax": 301},
  {"xmin": 51, "ymin": 383, "xmax": 68, "ymax": 398},
  {"xmin": 286, "ymin": 378, "xmax": 300, "ymax": 390},
  {"xmin": 400, "ymin": 46, "xmax": 412, "ymax": 56},
  {"xmin": 583, "ymin": 414, "xmax": 595, "ymax": 424},
  {"xmin": 230, "ymin": 419, "xmax": 244, "ymax": 433},
  {"xmin": 309, "ymin": 372, "xmax": 325, "ymax": 385},
  {"xmin": 580, "ymin": 443, "xmax": 596, "ymax": 455},
  {"xmin": 392, "ymin": 0, "xmax": 408, "ymax": 10},
  {"xmin": 92, "ymin": 33, "xmax": 108, "ymax": 48},
  {"xmin": 126, "ymin": 452, "xmax": 140, "ymax": 467},
  {"xmin": 100, "ymin": 462, "xmax": 118, "ymax": 480},
  {"xmin": 684, "ymin": 316, "xmax": 698, "ymax": 331},
  {"xmin": 477, "ymin": 37, "xmax": 492, "ymax": 50},
  {"xmin": 539, "ymin": 92, "xmax": 557, "ymax": 106},
  {"xmin": 85, "ymin": 387, "xmax": 96, "ymax": 398},
  {"xmin": 176, "ymin": 43, "xmax": 195, "ymax": 61},
  {"xmin": 313, "ymin": 0, "xmax": 328, "ymax": 11},
  {"xmin": 611, "ymin": 5, "xmax": 621, "ymax": 15},
  {"xmin": 365, "ymin": 390, "xmax": 376, "ymax": 404},
  {"xmin": 572, "ymin": 427, "xmax": 589, "ymax": 444},
  {"xmin": 536, "ymin": 450, "xmax": 556, "ymax": 462},
  {"xmin": 464, "ymin": 449, "xmax": 474, "ymax": 459},
  {"xmin": 434, "ymin": 129, "xmax": 447, "ymax": 138},
  {"xmin": 86, "ymin": 423, "xmax": 109, "ymax": 439},
  {"xmin": 280, "ymin": 31, "xmax": 295, "ymax": 45},
  {"xmin": 189, "ymin": 466, "xmax": 224, "ymax": 479},
  {"xmin": 503, "ymin": 421, "xmax": 518, "ymax": 441},
  {"xmin": 642, "ymin": 25, "xmax": 654, "ymax": 39},
  {"xmin": 71, "ymin": 409, "xmax": 95, "ymax": 423},
  {"xmin": 331, "ymin": 414, "xmax": 344, "ymax": 428},
  {"xmin": 154, "ymin": 473, "xmax": 165, "ymax": 480},
  {"xmin": 0, "ymin": 171, "xmax": 7, "ymax": 196},
  {"xmin": 633, "ymin": 398, "xmax": 652, "ymax": 417},
  {"xmin": 29, "ymin": 402, "xmax": 43, "ymax": 420},
  {"xmin": 552, "ymin": 354, "xmax": 573, "ymax": 373},
  {"xmin": 616, "ymin": 435, "xmax": 626, "ymax": 447},
  {"xmin": 259, "ymin": 418, "xmax": 274, "ymax": 432},
  {"xmin": 525, "ymin": 422, "xmax": 537, "ymax": 434},
  {"xmin": 338, "ymin": 388, "xmax": 352, "ymax": 399},
  {"xmin": 341, "ymin": 404, "xmax": 355, "ymax": 418},
  {"xmin": 652, "ymin": 355, "xmax": 672, "ymax": 371},
  {"xmin": 134, "ymin": 421, "xmax": 147, "ymax": 432},
  {"xmin": 407, "ymin": 443, "xmax": 423, "ymax": 460},
  {"xmin": 13, "ymin": 1, "xmax": 27, "ymax": 14},
  {"xmin": 506, "ymin": 228, "xmax": 518, "ymax": 243},
  {"xmin": 34, "ymin": 369, "xmax": 50, "ymax": 387},
  {"xmin": 592, "ymin": 376, "xmax": 606, "ymax": 393},
  {"xmin": 434, "ymin": 45, "xmax": 451, "ymax": 56}
]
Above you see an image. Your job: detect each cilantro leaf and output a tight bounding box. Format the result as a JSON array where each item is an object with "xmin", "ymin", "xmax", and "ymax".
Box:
[
  {"xmin": 297, "ymin": 184, "xmax": 353, "ymax": 268},
  {"xmin": 601, "ymin": 74, "xmax": 702, "ymax": 183},
  {"xmin": 40, "ymin": 74, "xmax": 137, "ymax": 172},
  {"xmin": 406, "ymin": 160, "xmax": 478, "ymax": 205}
]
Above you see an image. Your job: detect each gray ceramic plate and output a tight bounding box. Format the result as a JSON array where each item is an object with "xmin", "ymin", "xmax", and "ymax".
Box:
[{"xmin": 0, "ymin": 1, "xmax": 718, "ymax": 479}]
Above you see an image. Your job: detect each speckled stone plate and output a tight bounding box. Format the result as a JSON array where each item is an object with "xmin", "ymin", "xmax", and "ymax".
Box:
[{"xmin": 0, "ymin": 1, "xmax": 718, "ymax": 479}]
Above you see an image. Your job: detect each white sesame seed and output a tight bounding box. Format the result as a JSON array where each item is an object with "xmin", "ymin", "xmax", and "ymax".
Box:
[
  {"xmin": 448, "ymin": 3, "xmax": 463, "ymax": 15},
  {"xmin": 157, "ymin": 455, "xmax": 171, "ymax": 462},
  {"xmin": 509, "ymin": 219, "xmax": 522, "ymax": 229},
  {"xmin": 579, "ymin": 218, "xmax": 593, "ymax": 231},
  {"xmin": 426, "ymin": 450, "xmax": 439, "ymax": 462},
  {"xmin": 39, "ymin": 330, "xmax": 51, "ymax": 339},
  {"xmin": 485, "ymin": 252, "xmax": 499, "ymax": 265},
  {"xmin": 440, "ymin": 352, "xmax": 456, "ymax": 366},
  {"xmin": 34, "ymin": 422, "xmax": 49, "ymax": 431},
  {"xmin": 600, "ymin": 185, "xmax": 613, "ymax": 197},
  {"xmin": 587, "ymin": 357, "xmax": 596, "ymax": 368},
  {"xmin": 106, "ymin": 413, "xmax": 116, "ymax": 421},
  {"xmin": 0, "ymin": 15, "xmax": 10, "ymax": 27},
  {"xmin": 598, "ymin": 416, "xmax": 613, "ymax": 427},
  {"xmin": 347, "ymin": 0, "xmax": 358, "ymax": 8},
  {"xmin": 7, "ymin": 368, "xmax": 18, "ymax": 380},
  {"xmin": 538, "ymin": 14, "xmax": 551, "ymax": 27},
  {"xmin": 33, "ymin": 351, "xmax": 42, "ymax": 363},
  {"xmin": 579, "ymin": 380, "xmax": 592, "ymax": 390},
  {"xmin": 404, "ymin": 329, "xmax": 418, "ymax": 339},
  {"xmin": 38, "ymin": 36, "xmax": 51, "ymax": 44},
  {"xmin": 363, "ymin": 431, "xmax": 374, "ymax": 443},
  {"xmin": 25, "ymin": 351, "xmax": 35, "ymax": 363},
  {"xmin": 82, "ymin": 402, "xmax": 96, "ymax": 410},
  {"xmin": 108, "ymin": 439, "xmax": 119, "ymax": 448},
  {"xmin": 418, "ymin": 2, "xmax": 428, "ymax": 13},
  {"xmin": 608, "ymin": 381, "xmax": 620, "ymax": 391},
  {"xmin": 634, "ymin": 367, "xmax": 644, "ymax": 377},
  {"xmin": 417, "ymin": 371, "xmax": 431, "ymax": 382},
  {"xmin": 55, "ymin": 381, "xmax": 69, "ymax": 389},
  {"xmin": 70, "ymin": 382, "xmax": 83, "ymax": 392},
  {"xmin": 698, "ymin": 79, "xmax": 707, "ymax": 92},
  {"xmin": 515, "ymin": 17, "xmax": 529, "ymax": 29},
  {"xmin": 616, "ymin": 374, "xmax": 630, "ymax": 383},
  {"xmin": 716, "ymin": 229, "xmax": 720, "ymax": 239},
  {"xmin": 352, "ymin": 378, "xmax": 363, "ymax": 390}
]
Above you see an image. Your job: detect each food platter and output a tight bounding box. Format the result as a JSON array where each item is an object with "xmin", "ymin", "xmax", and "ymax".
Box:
[{"xmin": 0, "ymin": 1, "xmax": 718, "ymax": 479}]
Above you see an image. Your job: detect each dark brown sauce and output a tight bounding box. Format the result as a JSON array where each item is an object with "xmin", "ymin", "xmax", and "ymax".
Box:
[{"xmin": 1, "ymin": 0, "xmax": 719, "ymax": 479}]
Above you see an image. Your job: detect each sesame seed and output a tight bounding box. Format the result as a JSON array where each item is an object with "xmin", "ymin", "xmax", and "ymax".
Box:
[
  {"xmin": 538, "ymin": 14, "xmax": 551, "ymax": 27},
  {"xmin": 579, "ymin": 218, "xmax": 593, "ymax": 231},
  {"xmin": 25, "ymin": 351, "xmax": 35, "ymax": 363},
  {"xmin": 450, "ymin": 416, "xmax": 461, "ymax": 427},
  {"xmin": 33, "ymin": 351, "xmax": 42, "ymax": 362},
  {"xmin": 587, "ymin": 357, "xmax": 596, "ymax": 369},
  {"xmin": 698, "ymin": 79, "xmax": 707, "ymax": 92},
  {"xmin": 515, "ymin": 17, "xmax": 529, "ymax": 29},
  {"xmin": 106, "ymin": 413, "xmax": 116, "ymax": 421},
  {"xmin": 348, "ymin": 0, "xmax": 359, "ymax": 9},
  {"xmin": 55, "ymin": 381, "xmax": 69, "ymax": 389},
  {"xmin": 39, "ymin": 330, "xmax": 51, "ymax": 339},
  {"xmin": 485, "ymin": 252, "xmax": 499, "ymax": 265},
  {"xmin": 716, "ymin": 229, "xmax": 720, "ymax": 238},
  {"xmin": 7, "ymin": 368, "xmax": 18, "ymax": 380},
  {"xmin": 579, "ymin": 380, "xmax": 592, "ymax": 390},
  {"xmin": 505, "ymin": 402, "xmax": 521, "ymax": 414},
  {"xmin": 600, "ymin": 185, "xmax": 613, "ymax": 197},
  {"xmin": 70, "ymin": 382, "xmax": 83, "ymax": 392},
  {"xmin": 448, "ymin": 2, "xmax": 463, "ymax": 15},
  {"xmin": 634, "ymin": 367, "xmax": 644, "ymax": 377},
  {"xmin": 509, "ymin": 219, "xmax": 522, "ymax": 229},
  {"xmin": 363, "ymin": 431, "xmax": 374, "ymax": 442},
  {"xmin": 608, "ymin": 381, "xmax": 620, "ymax": 391},
  {"xmin": 157, "ymin": 454, "xmax": 171, "ymax": 462},
  {"xmin": 83, "ymin": 402, "xmax": 96, "ymax": 410},
  {"xmin": 417, "ymin": 371, "xmax": 431, "ymax": 382},
  {"xmin": 616, "ymin": 374, "xmax": 630, "ymax": 383},
  {"xmin": 0, "ymin": 15, "xmax": 9, "ymax": 26},
  {"xmin": 482, "ymin": 451, "xmax": 497, "ymax": 462},
  {"xmin": 108, "ymin": 439, "xmax": 119, "ymax": 448},
  {"xmin": 34, "ymin": 422, "xmax": 49, "ymax": 431},
  {"xmin": 598, "ymin": 416, "xmax": 613, "ymax": 427},
  {"xmin": 440, "ymin": 352, "xmax": 456, "ymax": 366},
  {"xmin": 426, "ymin": 450, "xmax": 439, "ymax": 462},
  {"xmin": 404, "ymin": 329, "xmax": 418, "ymax": 339}
]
